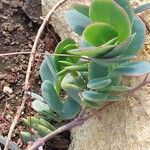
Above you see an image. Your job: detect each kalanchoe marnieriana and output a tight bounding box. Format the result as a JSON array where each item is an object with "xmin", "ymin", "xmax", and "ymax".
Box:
[{"xmin": 21, "ymin": 0, "xmax": 150, "ymax": 143}]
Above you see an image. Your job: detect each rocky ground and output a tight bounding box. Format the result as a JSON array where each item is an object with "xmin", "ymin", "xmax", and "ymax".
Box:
[{"xmin": 0, "ymin": 0, "xmax": 70, "ymax": 149}]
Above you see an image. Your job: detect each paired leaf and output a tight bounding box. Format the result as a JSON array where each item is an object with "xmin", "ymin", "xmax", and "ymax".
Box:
[
  {"xmin": 68, "ymin": 44, "xmax": 114, "ymax": 57},
  {"xmin": 30, "ymin": 92, "xmax": 44, "ymax": 102},
  {"xmin": 42, "ymin": 81, "xmax": 63, "ymax": 112},
  {"xmin": 107, "ymin": 95, "xmax": 125, "ymax": 101},
  {"xmin": 83, "ymin": 22, "xmax": 118, "ymax": 46},
  {"xmin": 103, "ymin": 33, "xmax": 136, "ymax": 58},
  {"xmin": 124, "ymin": 16, "xmax": 146, "ymax": 55},
  {"xmin": 82, "ymin": 90, "xmax": 108, "ymax": 102},
  {"xmin": 82, "ymin": 99, "xmax": 105, "ymax": 110},
  {"xmin": 59, "ymin": 96, "xmax": 81, "ymax": 120},
  {"xmin": 64, "ymin": 9, "xmax": 91, "ymax": 35},
  {"xmin": 32, "ymin": 100, "xmax": 49, "ymax": 113},
  {"xmin": 26, "ymin": 117, "xmax": 55, "ymax": 131},
  {"xmin": 88, "ymin": 61, "xmax": 108, "ymax": 80},
  {"xmin": 113, "ymin": 62, "xmax": 150, "ymax": 76},
  {"xmin": 61, "ymin": 82, "xmax": 81, "ymax": 103},
  {"xmin": 40, "ymin": 55, "xmax": 56, "ymax": 83},
  {"xmin": 87, "ymin": 77, "xmax": 111, "ymax": 90},
  {"xmin": 93, "ymin": 55, "xmax": 134, "ymax": 64},
  {"xmin": 32, "ymin": 124, "xmax": 51, "ymax": 137},
  {"xmin": 21, "ymin": 132, "xmax": 34, "ymax": 143},
  {"xmin": 114, "ymin": 0, "xmax": 133, "ymax": 23},
  {"xmin": 89, "ymin": 0, "xmax": 131, "ymax": 42},
  {"xmin": 54, "ymin": 38, "xmax": 78, "ymax": 71},
  {"xmin": 102, "ymin": 85, "xmax": 131, "ymax": 92}
]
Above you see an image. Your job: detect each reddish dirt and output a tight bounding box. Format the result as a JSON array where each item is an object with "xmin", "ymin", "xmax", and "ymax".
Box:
[{"xmin": 0, "ymin": 0, "xmax": 70, "ymax": 149}]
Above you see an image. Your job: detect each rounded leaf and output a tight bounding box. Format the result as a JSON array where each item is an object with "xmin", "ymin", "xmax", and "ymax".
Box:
[
  {"xmin": 42, "ymin": 81, "xmax": 63, "ymax": 112},
  {"xmin": 87, "ymin": 77, "xmax": 111, "ymax": 90},
  {"xmin": 83, "ymin": 22, "xmax": 118, "ymax": 46},
  {"xmin": 82, "ymin": 91, "xmax": 108, "ymax": 102},
  {"xmin": 89, "ymin": 0, "xmax": 131, "ymax": 42}
]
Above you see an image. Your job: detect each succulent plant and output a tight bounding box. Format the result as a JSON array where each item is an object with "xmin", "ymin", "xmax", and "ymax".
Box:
[{"xmin": 22, "ymin": 0, "xmax": 150, "ymax": 143}]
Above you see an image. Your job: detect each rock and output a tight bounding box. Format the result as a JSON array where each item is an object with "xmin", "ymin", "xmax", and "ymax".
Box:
[
  {"xmin": 3, "ymin": 86, "xmax": 13, "ymax": 94},
  {"xmin": 41, "ymin": 0, "xmax": 150, "ymax": 149}
]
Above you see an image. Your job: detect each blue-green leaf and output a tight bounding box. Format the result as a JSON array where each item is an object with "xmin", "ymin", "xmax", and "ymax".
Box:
[
  {"xmin": 40, "ymin": 55, "xmax": 56, "ymax": 83},
  {"xmin": 68, "ymin": 44, "xmax": 115, "ymax": 57},
  {"xmin": 87, "ymin": 77, "xmax": 111, "ymax": 90},
  {"xmin": 107, "ymin": 95, "xmax": 125, "ymax": 101},
  {"xmin": 124, "ymin": 16, "xmax": 146, "ymax": 55},
  {"xmin": 103, "ymin": 33, "xmax": 136, "ymax": 58},
  {"xmin": 61, "ymin": 82, "xmax": 81, "ymax": 103},
  {"xmin": 113, "ymin": 61, "xmax": 150, "ymax": 76},
  {"xmin": 102, "ymin": 85, "xmax": 131, "ymax": 92},
  {"xmin": 32, "ymin": 100, "xmax": 49, "ymax": 113},
  {"xmin": 30, "ymin": 92, "xmax": 44, "ymax": 102},
  {"xmin": 81, "ymin": 38, "xmax": 93, "ymax": 48},
  {"xmin": 82, "ymin": 99, "xmax": 105, "ymax": 110},
  {"xmin": 71, "ymin": 4, "xmax": 89, "ymax": 17},
  {"xmin": 42, "ymin": 81, "xmax": 63, "ymax": 112},
  {"xmin": 134, "ymin": 3, "xmax": 150, "ymax": 14},
  {"xmin": 82, "ymin": 91, "xmax": 108, "ymax": 102},
  {"xmin": 21, "ymin": 132, "xmax": 34, "ymax": 143},
  {"xmin": 114, "ymin": 0, "xmax": 133, "ymax": 23},
  {"xmin": 59, "ymin": 96, "xmax": 81, "ymax": 120},
  {"xmin": 64, "ymin": 9, "xmax": 91, "ymax": 35},
  {"xmin": 93, "ymin": 55, "xmax": 134, "ymax": 64},
  {"xmin": 88, "ymin": 61, "xmax": 108, "ymax": 80}
]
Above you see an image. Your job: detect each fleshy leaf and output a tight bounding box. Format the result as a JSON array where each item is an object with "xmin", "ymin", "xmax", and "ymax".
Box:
[
  {"xmin": 41, "ymin": 81, "xmax": 63, "ymax": 112},
  {"xmin": 72, "ymin": 4, "xmax": 89, "ymax": 17},
  {"xmin": 124, "ymin": 16, "xmax": 146, "ymax": 55},
  {"xmin": 103, "ymin": 33, "xmax": 136, "ymax": 58},
  {"xmin": 134, "ymin": 3, "xmax": 150, "ymax": 14},
  {"xmin": 40, "ymin": 55, "xmax": 56, "ymax": 83},
  {"xmin": 61, "ymin": 82, "xmax": 81, "ymax": 103},
  {"xmin": 59, "ymin": 96, "xmax": 81, "ymax": 120},
  {"xmin": 30, "ymin": 92, "xmax": 44, "ymax": 102},
  {"xmin": 83, "ymin": 22, "xmax": 118, "ymax": 46},
  {"xmin": 32, "ymin": 124, "xmax": 51, "ymax": 137},
  {"xmin": 89, "ymin": 0, "xmax": 131, "ymax": 42},
  {"xmin": 113, "ymin": 62, "xmax": 150, "ymax": 76},
  {"xmin": 102, "ymin": 85, "xmax": 131, "ymax": 92},
  {"xmin": 87, "ymin": 77, "xmax": 111, "ymax": 90},
  {"xmin": 107, "ymin": 95, "xmax": 125, "ymax": 101},
  {"xmin": 26, "ymin": 117, "xmax": 55, "ymax": 131},
  {"xmin": 93, "ymin": 55, "xmax": 134, "ymax": 64},
  {"xmin": 64, "ymin": 9, "xmax": 91, "ymax": 35},
  {"xmin": 82, "ymin": 99, "xmax": 105, "ymax": 110},
  {"xmin": 81, "ymin": 38, "xmax": 93, "ymax": 48},
  {"xmin": 21, "ymin": 132, "xmax": 34, "ymax": 143},
  {"xmin": 88, "ymin": 61, "xmax": 108, "ymax": 80},
  {"xmin": 32, "ymin": 100, "xmax": 49, "ymax": 113},
  {"xmin": 114, "ymin": 0, "xmax": 133, "ymax": 23},
  {"xmin": 54, "ymin": 38, "xmax": 78, "ymax": 71},
  {"xmin": 82, "ymin": 91, "xmax": 108, "ymax": 102},
  {"xmin": 68, "ymin": 44, "xmax": 115, "ymax": 57}
]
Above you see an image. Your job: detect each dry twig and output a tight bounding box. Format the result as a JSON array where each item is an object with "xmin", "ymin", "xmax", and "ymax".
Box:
[{"xmin": 4, "ymin": 0, "xmax": 67, "ymax": 149}]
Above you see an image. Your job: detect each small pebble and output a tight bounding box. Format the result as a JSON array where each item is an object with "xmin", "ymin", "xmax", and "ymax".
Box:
[{"xmin": 3, "ymin": 86, "xmax": 13, "ymax": 94}]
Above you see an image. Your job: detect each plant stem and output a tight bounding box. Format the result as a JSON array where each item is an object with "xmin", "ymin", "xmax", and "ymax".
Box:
[
  {"xmin": 125, "ymin": 74, "xmax": 150, "ymax": 96},
  {"xmin": 27, "ymin": 114, "xmax": 93, "ymax": 150}
]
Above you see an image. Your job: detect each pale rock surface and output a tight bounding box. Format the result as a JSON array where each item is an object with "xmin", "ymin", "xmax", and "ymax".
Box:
[{"xmin": 41, "ymin": 0, "xmax": 150, "ymax": 149}]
